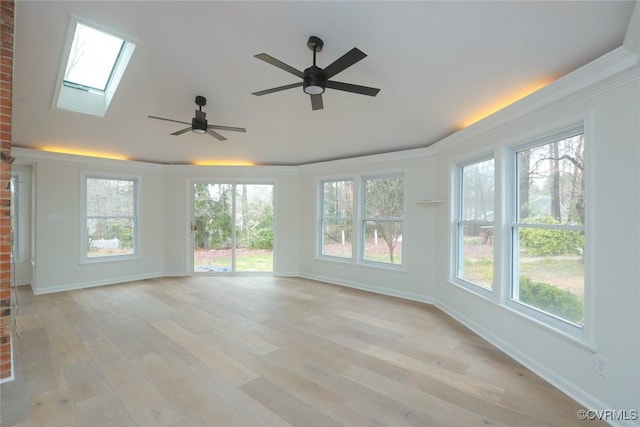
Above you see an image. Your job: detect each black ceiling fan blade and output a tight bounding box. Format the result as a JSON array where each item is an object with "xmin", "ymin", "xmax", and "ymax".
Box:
[
  {"xmin": 148, "ymin": 116, "xmax": 191, "ymax": 126},
  {"xmin": 171, "ymin": 127, "xmax": 192, "ymax": 136},
  {"xmin": 207, "ymin": 129, "xmax": 227, "ymax": 141},
  {"xmin": 208, "ymin": 125, "xmax": 247, "ymax": 133},
  {"xmin": 326, "ymin": 80, "xmax": 380, "ymax": 97},
  {"xmin": 323, "ymin": 47, "xmax": 367, "ymax": 79},
  {"xmin": 310, "ymin": 94, "xmax": 323, "ymax": 111},
  {"xmin": 252, "ymin": 82, "xmax": 303, "ymax": 96},
  {"xmin": 254, "ymin": 53, "xmax": 304, "ymax": 78}
]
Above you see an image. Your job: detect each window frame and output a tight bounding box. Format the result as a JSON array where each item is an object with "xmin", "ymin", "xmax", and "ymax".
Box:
[
  {"xmin": 360, "ymin": 173, "xmax": 405, "ymax": 268},
  {"xmin": 506, "ymin": 126, "xmax": 586, "ymax": 337},
  {"xmin": 448, "ymin": 122, "xmax": 591, "ymax": 344},
  {"xmin": 81, "ymin": 173, "xmax": 140, "ymax": 262},
  {"xmin": 453, "ymin": 155, "xmax": 495, "ymax": 296},
  {"xmin": 53, "ymin": 17, "xmax": 136, "ymax": 117},
  {"xmin": 318, "ymin": 178, "xmax": 355, "ymax": 261},
  {"xmin": 317, "ymin": 172, "xmax": 406, "ymax": 270},
  {"xmin": 10, "ymin": 171, "xmax": 24, "ymax": 262}
]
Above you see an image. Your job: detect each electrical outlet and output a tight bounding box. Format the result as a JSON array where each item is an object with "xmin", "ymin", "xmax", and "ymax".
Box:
[{"xmin": 595, "ymin": 354, "xmax": 607, "ymax": 377}]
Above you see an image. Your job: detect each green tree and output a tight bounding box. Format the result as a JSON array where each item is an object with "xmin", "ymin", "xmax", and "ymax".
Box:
[
  {"xmin": 365, "ymin": 176, "xmax": 403, "ymax": 263},
  {"xmin": 193, "ymin": 184, "xmax": 233, "ymax": 249}
]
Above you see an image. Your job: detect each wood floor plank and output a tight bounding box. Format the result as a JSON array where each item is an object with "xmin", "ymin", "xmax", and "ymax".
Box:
[
  {"xmin": 241, "ymin": 377, "xmax": 343, "ymax": 427},
  {"xmin": 74, "ymin": 393, "xmax": 136, "ymax": 427},
  {"xmin": 151, "ymin": 318, "xmax": 260, "ymax": 386},
  {"xmin": 362, "ymin": 344, "xmax": 506, "ymax": 403},
  {"xmin": 1, "ymin": 277, "xmax": 605, "ymax": 427},
  {"xmin": 342, "ymin": 364, "xmax": 508, "ymax": 427},
  {"xmin": 29, "ymin": 388, "xmax": 82, "ymax": 427}
]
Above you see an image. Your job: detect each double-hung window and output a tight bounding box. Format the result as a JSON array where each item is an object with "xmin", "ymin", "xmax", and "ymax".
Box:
[
  {"xmin": 362, "ymin": 174, "xmax": 404, "ymax": 265},
  {"xmin": 320, "ymin": 180, "xmax": 354, "ymax": 259},
  {"xmin": 455, "ymin": 158, "xmax": 495, "ymax": 291},
  {"xmin": 451, "ymin": 126, "xmax": 586, "ymax": 337},
  {"xmin": 84, "ymin": 176, "xmax": 138, "ymax": 259},
  {"xmin": 511, "ymin": 131, "xmax": 585, "ymax": 329},
  {"xmin": 318, "ymin": 173, "xmax": 405, "ymax": 267}
]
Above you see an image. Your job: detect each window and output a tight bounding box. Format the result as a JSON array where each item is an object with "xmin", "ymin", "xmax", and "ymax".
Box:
[
  {"xmin": 318, "ymin": 173, "xmax": 405, "ymax": 267},
  {"xmin": 84, "ymin": 176, "xmax": 138, "ymax": 259},
  {"xmin": 10, "ymin": 173, "xmax": 20, "ymax": 261},
  {"xmin": 362, "ymin": 175, "xmax": 404, "ymax": 265},
  {"xmin": 320, "ymin": 180, "xmax": 353, "ymax": 259},
  {"xmin": 64, "ymin": 22, "xmax": 125, "ymax": 91},
  {"xmin": 455, "ymin": 158, "xmax": 495, "ymax": 290},
  {"xmin": 54, "ymin": 19, "xmax": 136, "ymax": 116},
  {"xmin": 511, "ymin": 131, "xmax": 585, "ymax": 328}
]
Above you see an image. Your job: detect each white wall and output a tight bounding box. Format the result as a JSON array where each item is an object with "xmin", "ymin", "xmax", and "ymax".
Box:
[{"xmin": 21, "ymin": 154, "xmax": 167, "ymax": 293}]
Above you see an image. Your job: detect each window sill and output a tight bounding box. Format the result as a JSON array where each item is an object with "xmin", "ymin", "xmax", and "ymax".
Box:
[
  {"xmin": 79, "ymin": 255, "xmax": 142, "ymax": 265},
  {"xmin": 316, "ymin": 255, "xmax": 408, "ymax": 273},
  {"xmin": 448, "ymin": 279, "xmax": 595, "ymax": 353}
]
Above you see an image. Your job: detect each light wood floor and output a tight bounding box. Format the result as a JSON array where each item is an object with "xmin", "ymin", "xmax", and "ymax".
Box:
[{"xmin": 1, "ymin": 276, "xmax": 601, "ymax": 427}]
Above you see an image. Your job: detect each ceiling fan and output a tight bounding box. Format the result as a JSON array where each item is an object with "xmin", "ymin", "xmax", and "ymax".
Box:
[
  {"xmin": 252, "ymin": 36, "xmax": 380, "ymax": 111},
  {"xmin": 148, "ymin": 96, "xmax": 246, "ymax": 141}
]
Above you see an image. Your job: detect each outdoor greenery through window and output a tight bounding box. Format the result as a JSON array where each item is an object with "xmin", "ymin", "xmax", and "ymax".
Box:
[
  {"xmin": 85, "ymin": 177, "xmax": 137, "ymax": 258},
  {"xmin": 363, "ymin": 175, "xmax": 404, "ymax": 265},
  {"xmin": 513, "ymin": 132, "xmax": 585, "ymax": 326},
  {"xmin": 193, "ymin": 183, "xmax": 273, "ymax": 273},
  {"xmin": 456, "ymin": 158, "xmax": 495, "ymax": 290},
  {"xmin": 320, "ymin": 180, "xmax": 353, "ymax": 258}
]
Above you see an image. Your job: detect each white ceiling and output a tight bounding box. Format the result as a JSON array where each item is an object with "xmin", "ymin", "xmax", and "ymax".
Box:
[{"xmin": 12, "ymin": 1, "xmax": 636, "ymax": 165}]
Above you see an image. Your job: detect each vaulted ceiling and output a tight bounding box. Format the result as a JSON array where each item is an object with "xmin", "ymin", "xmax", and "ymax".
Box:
[{"xmin": 12, "ymin": 1, "xmax": 636, "ymax": 165}]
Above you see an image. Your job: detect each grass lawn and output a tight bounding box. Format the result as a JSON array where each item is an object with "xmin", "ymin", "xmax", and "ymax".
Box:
[{"xmin": 194, "ymin": 248, "xmax": 273, "ymax": 272}]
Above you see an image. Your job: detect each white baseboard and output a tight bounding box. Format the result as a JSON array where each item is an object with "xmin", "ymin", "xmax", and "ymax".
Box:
[
  {"xmin": 32, "ymin": 272, "xmax": 166, "ymax": 295},
  {"xmin": 298, "ymin": 272, "xmax": 435, "ymax": 306}
]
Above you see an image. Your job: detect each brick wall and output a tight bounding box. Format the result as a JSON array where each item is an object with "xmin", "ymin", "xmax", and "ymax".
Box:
[{"xmin": 0, "ymin": 0, "xmax": 14, "ymax": 381}]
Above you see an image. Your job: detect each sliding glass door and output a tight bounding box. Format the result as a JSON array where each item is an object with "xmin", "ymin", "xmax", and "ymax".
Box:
[{"xmin": 192, "ymin": 182, "xmax": 273, "ymax": 273}]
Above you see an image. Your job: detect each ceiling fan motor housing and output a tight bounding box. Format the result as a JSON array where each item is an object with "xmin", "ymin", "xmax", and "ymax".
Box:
[
  {"xmin": 192, "ymin": 110, "xmax": 208, "ymax": 133},
  {"xmin": 303, "ymin": 65, "xmax": 326, "ymax": 95}
]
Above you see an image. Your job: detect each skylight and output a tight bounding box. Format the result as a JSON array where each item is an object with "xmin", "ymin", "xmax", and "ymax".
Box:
[
  {"xmin": 54, "ymin": 19, "xmax": 136, "ymax": 117},
  {"xmin": 63, "ymin": 23, "xmax": 125, "ymax": 92}
]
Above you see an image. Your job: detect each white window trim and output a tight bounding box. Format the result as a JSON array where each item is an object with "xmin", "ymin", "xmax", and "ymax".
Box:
[
  {"xmin": 317, "ymin": 172, "xmax": 406, "ymax": 270},
  {"xmin": 318, "ymin": 178, "xmax": 355, "ymax": 262},
  {"xmin": 10, "ymin": 171, "xmax": 25, "ymax": 262},
  {"xmin": 452, "ymin": 155, "xmax": 495, "ymax": 298},
  {"xmin": 52, "ymin": 16, "xmax": 137, "ymax": 117},
  {"xmin": 506, "ymin": 126, "xmax": 586, "ymax": 338},
  {"xmin": 449, "ymin": 121, "xmax": 592, "ymax": 346},
  {"xmin": 81, "ymin": 173, "xmax": 140, "ymax": 263},
  {"xmin": 360, "ymin": 173, "xmax": 406, "ymax": 269}
]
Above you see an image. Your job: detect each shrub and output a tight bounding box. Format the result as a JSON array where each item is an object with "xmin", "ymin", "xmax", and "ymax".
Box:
[
  {"xmin": 519, "ymin": 277, "xmax": 583, "ymax": 324},
  {"xmin": 519, "ymin": 216, "xmax": 584, "ymax": 256}
]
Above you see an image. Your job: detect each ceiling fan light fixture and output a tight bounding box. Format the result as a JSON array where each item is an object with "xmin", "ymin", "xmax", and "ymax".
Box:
[
  {"xmin": 304, "ymin": 85, "xmax": 324, "ymax": 95},
  {"xmin": 192, "ymin": 128, "xmax": 206, "ymax": 134}
]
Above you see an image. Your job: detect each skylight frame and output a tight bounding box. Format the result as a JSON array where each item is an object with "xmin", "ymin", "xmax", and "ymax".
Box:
[
  {"xmin": 53, "ymin": 16, "xmax": 137, "ymax": 117},
  {"xmin": 62, "ymin": 22, "xmax": 127, "ymax": 93}
]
